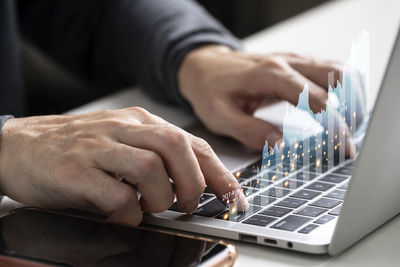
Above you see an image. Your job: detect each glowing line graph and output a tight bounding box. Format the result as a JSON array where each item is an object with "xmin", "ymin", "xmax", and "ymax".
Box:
[{"xmin": 223, "ymin": 31, "xmax": 370, "ymax": 221}]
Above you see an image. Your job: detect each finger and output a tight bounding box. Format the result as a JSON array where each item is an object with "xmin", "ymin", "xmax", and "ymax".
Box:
[
  {"xmin": 79, "ymin": 168, "xmax": 143, "ymax": 225},
  {"xmin": 286, "ymin": 54, "xmax": 343, "ymax": 89},
  {"xmin": 273, "ymin": 68, "xmax": 330, "ymax": 114},
  {"xmin": 116, "ymin": 125, "xmax": 205, "ymax": 214},
  {"xmin": 188, "ymin": 135, "xmax": 249, "ymax": 210},
  {"xmin": 289, "ymin": 58, "xmax": 367, "ymax": 134},
  {"xmin": 94, "ymin": 144, "xmax": 174, "ymax": 213},
  {"xmin": 295, "ymin": 73, "xmax": 356, "ymax": 158},
  {"xmin": 213, "ymin": 101, "xmax": 283, "ymax": 151},
  {"xmin": 284, "ymin": 71, "xmax": 356, "ymax": 157}
]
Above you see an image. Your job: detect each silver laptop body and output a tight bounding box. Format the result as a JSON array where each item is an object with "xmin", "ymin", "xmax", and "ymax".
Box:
[{"xmin": 143, "ymin": 29, "xmax": 400, "ymax": 255}]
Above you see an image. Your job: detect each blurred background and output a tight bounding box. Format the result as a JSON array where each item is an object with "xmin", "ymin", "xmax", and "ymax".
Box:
[
  {"xmin": 198, "ymin": 0, "xmax": 329, "ymax": 38},
  {"xmin": 23, "ymin": 0, "xmax": 330, "ymax": 115}
]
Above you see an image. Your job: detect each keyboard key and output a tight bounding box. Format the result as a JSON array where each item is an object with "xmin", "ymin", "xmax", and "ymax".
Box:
[
  {"xmin": 258, "ymin": 171, "xmax": 284, "ymax": 182},
  {"xmin": 241, "ymin": 187, "xmax": 259, "ymax": 197},
  {"xmin": 249, "ymin": 195, "xmax": 276, "ymax": 206},
  {"xmin": 259, "ymin": 206, "xmax": 292, "ymax": 217},
  {"xmin": 199, "ymin": 194, "xmax": 214, "ymax": 204},
  {"xmin": 242, "ymin": 215, "xmax": 277, "ymax": 227},
  {"xmin": 276, "ymin": 197, "xmax": 307, "ymax": 208},
  {"xmin": 271, "ymin": 215, "xmax": 312, "ymax": 231},
  {"xmin": 319, "ymin": 174, "xmax": 348, "ymax": 184},
  {"xmin": 217, "ymin": 205, "xmax": 261, "ymax": 222},
  {"xmin": 329, "ymin": 205, "xmax": 342, "ymax": 216},
  {"xmin": 308, "ymin": 164, "xmax": 329, "ymax": 173},
  {"xmin": 333, "ymin": 166, "xmax": 353, "ymax": 176},
  {"xmin": 311, "ymin": 198, "xmax": 342, "ymax": 209},
  {"xmin": 338, "ymin": 183, "xmax": 349, "ymax": 190},
  {"xmin": 290, "ymin": 189, "xmax": 321, "ymax": 200},
  {"xmin": 231, "ymin": 205, "xmax": 262, "ymax": 221},
  {"xmin": 233, "ymin": 167, "xmax": 258, "ymax": 179},
  {"xmin": 314, "ymin": 215, "xmax": 335, "ymax": 224},
  {"xmin": 168, "ymin": 202, "xmax": 181, "ymax": 212},
  {"xmin": 283, "ymin": 162, "xmax": 304, "ymax": 170},
  {"xmin": 273, "ymin": 163, "xmax": 300, "ymax": 174},
  {"xmin": 292, "ymin": 172, "xmax": 317, "ymax": 182},
  {"xmin": 260, "ymin": 187, "xmax": 291, "ymax": 198},
  {"xmin": 243, "ymin": 178, "xmax": 273, "ymax": 190},
  {"xmin": 298, "ymin": 224, "xmax": 319, "ymax": 234},
  {"xmin": 276, "ymin": 179, "xmax": 304, "ymax": 189},
  {"xmin": 254, "ymin": 179, "xmax": 275, "ymax": 189},
  {"xmin": 195, "ymin": 198, "xmax": 227, "ymax": 217},
  {"xmin": 306, "ymin": 182, "xmax": 335, "ymax": 192},
  {"xmin": 325, "ymin": 189, "xmax": 346, "ymax": 200},
  {"xmin": 241, "ymin": 178, "xmax": 259, "ymax": 188},
  {"xmin": 295, "ymin": 206, "xmax": 327, "ymax": 217}
]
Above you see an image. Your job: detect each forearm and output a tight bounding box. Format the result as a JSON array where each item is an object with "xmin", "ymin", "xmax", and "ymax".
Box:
[
  {"xmin": 18, "ymin": 0, "xmax": 241, "ymax": 107},
  {"xmin": 92, "ymin": 0, "xmax": 242, "ymax": 107}
]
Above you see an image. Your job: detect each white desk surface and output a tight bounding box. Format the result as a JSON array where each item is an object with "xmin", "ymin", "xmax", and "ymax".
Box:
[{"xmin": 65, "ymin": 0, "xmax": 400, "ymax": 265}]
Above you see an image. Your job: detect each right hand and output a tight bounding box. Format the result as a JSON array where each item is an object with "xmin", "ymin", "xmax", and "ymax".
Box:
[{"xmin": 0, "ymin": 107, "xmax": 248, "ymax": 225}]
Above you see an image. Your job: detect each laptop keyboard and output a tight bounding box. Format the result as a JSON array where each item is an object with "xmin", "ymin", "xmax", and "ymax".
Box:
[{"xmin": 167, "ymin": 158, "xmax": 354, "ymax": 235}]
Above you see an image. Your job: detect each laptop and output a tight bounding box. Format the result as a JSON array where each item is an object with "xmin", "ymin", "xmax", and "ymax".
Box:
[{"xmin": 143, "ymin": 29, "xmax": 400, "ymax": 255}]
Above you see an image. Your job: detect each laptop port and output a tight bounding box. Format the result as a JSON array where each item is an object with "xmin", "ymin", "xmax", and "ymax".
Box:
[
  {"xmin": 239, "ymin": 234, "xmax": 257, "ymax": 243},
  {"xmin": 264, "ymin": 238, "xmax": 277, "ymax": 245},
  {"xmin": 287, "ymin": 242, "xmax": 293, "ymax": 248}
]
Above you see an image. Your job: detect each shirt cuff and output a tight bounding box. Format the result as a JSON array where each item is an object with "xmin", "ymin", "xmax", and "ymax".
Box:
[
  {"xmin": 0, "ymin": 115, "xmax": 14, "ymax": 135},
  {"xmin": 167, "ymin": 32, "xmax": 242, "ymax": 110}
]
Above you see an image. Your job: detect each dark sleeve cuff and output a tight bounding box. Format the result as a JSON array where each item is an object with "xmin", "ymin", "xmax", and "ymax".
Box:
[
  {"xmin": 92, "ymin": 0, "xmax": 241, "ymax": 109},
  {"xmin": 0, "ymin": 116, "xmax": 13, "ymax": 135},
  {"xmin": 166, "ymin": 32, "xmax": 242, "ymax": 109}
]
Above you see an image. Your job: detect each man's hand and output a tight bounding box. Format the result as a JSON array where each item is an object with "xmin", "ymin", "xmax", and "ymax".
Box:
[
  {"xmin": 0, "ymin": 108, "xmax": 248, "ymax": 225},
  {"xmin": 179, "ymin": 45, "xmax": 355, "ymax": 155}
]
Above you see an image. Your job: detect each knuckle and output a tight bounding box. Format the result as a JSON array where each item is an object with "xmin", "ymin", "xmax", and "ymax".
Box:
[
  {"xmin": 287, "ymin": 52, "xmax": 301, "ymax": 58},
  {"xmin": 139, "ymin": 151, "xmax": 164, "ymax": 177},
  {"xmin": 163, "ymin": 127, "xmax": 188, "ymax": 148},
  {"xmin": 126, "ymin": 106, "xmax": 151, "ymax": 117},
  {"xmin": 193, "ymin": 137, "xmax": 214, "ymax": 159},
  {"xmin": 260, "ymin": 56, "xmax": 288, "ymax": 71}
]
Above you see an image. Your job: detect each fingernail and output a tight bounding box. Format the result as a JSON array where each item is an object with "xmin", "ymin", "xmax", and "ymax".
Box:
[
  {"xmin": 267, "ymin": 131, "xmax": 283, "ymax": 148},
  {"xmin": 181, "ymin": 199, "xmax": 199, "ymax": 214},
  {"xmin": 233, "ymin": 188, "xmax": 249, "ymax": 211}
]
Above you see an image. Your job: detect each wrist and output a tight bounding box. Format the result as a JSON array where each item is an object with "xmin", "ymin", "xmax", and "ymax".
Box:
[
  {"xmin": 0, "ymin": 118, "xmax": 15, "ymax": 195},
  {"xmin": 177, "ymin": 45, "xmax": 257, "ymax": 105},
  {"xmin": 178, "ymin": 45, "xmax": 233, "ymax": 102}
]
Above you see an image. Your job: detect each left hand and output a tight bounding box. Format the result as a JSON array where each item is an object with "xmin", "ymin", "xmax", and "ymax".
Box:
[{"xmin": 178, "ymin": 45, "xmax": 354, "ymax": 155}]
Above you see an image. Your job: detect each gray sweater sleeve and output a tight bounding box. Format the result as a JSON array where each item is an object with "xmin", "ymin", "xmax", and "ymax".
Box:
[
  {"xmin": 18, "ymin": 0, "xmax": 241, "ymax": 107},
  {"xmin": 0, "ymin": 115, "xmax": 13, "ymax": 137}
]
